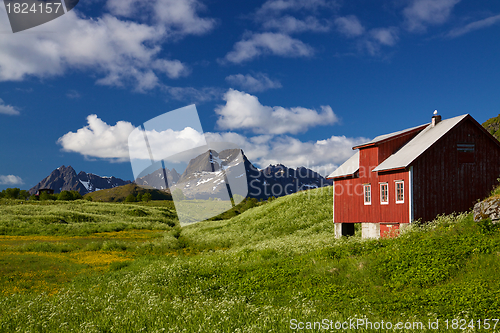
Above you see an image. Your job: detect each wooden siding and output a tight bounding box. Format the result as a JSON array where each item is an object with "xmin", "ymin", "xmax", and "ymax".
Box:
[
  {"xmin": 412, "ymin": 117, "xmax": 500, "ymax": 222},
  {"xmin": 378, "ymin": 131, "xmax": 422, "ymax": 163},
  {"xmin": 334, "ymin": 144, "xmax": 411, "ymax": 224}
]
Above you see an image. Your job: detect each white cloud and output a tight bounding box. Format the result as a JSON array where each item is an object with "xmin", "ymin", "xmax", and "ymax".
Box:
[
  {"xmin": 153, "ymin": 59, "xmax": 190, "ymax": 78},
  {"xmin": 257, "ymin": 0, "xmax": 336, "ymax": 16},
  {"xmin": 0, "ymin": 6, "xmax": 191, "ymax": 90},
  {"xmin": 106, "ymin": 0, "xmax": 216, "ymax": 38},
  {"xmin": 261, "ymin": 16, "xmax": 331, "ymax": 33},
  {"xmin": 369, "ymin": 27, "xmax": 399, "ymax": 46},
  {"xmin": 58, "ymin": 114, "xmax": 207, "ymax": 161},
  {"xmin": 58, "ymin": 115, "xmax": 136, "ymax": 160},
  {"xmin": 403, "ymin": 0, "xmax": 460, "ymax": 32},
  {"xmin": 215, "ymin": 89, "xmax": 337, "ymax": 135},
  {"xmin": 58, "ymin": 112, "xmax": 365, "ymax": 177},
  {"xmin": 224, "ymin": 33, "xmax": 314, "ymax": 64},
  {"xmin": 205, "ymin": 131, "xmax": 367, "ymax": 176},
  {"xmin": 335, "ymin": 15, "xmax": 365, "ymax": 37},
  {"xmin": 447, "ymin": 14, "xmax": 500, "ymax": 38},
  {"xmin": 66, "ymin": 90, "xmax": 81, "ymax": 99},
  {"xmin": 151, "ymin": 0, "xmax": 216, "ymax": 36},
  {"xmin": 162, "ymin": 86, "xmax": 224, "ymax": 103},
  {"xmin": 0, "ymin": 175, "xmax": 24, "ymax": 185},
  {"xmin": 360, "ymin": 27, "xmax": 399, "ymax": 56},
  {"xmin": 129, "ymin": 126, "xmax": 207, "ymax": 161},
  {"xmin": 225, "ymin": 73, "xmax": 282, "ymax": 92},
  {"xmin": 0, "ymin": 98, "xmax": 20, "ymax": 115}
]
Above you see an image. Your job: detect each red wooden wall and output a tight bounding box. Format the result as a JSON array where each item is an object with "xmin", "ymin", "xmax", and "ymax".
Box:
[
  {"xmin": 412, "ymin": 116, "xmax": 500, "ymax": 222},
  {"xmin": 334, "ymin": 140, "xmax": 411, "ymax": 224}
]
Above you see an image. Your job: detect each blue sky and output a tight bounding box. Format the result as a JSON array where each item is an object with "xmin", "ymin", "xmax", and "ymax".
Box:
[{"xmin": 1, "ymin": 0, "xmax": 500, "ymax": 191}]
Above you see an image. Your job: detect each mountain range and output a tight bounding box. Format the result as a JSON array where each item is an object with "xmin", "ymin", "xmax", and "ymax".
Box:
[
  {"xmin": 30, "ymin": 149, "xmax": 331, "ymax": 200},
  {"xmin": 134, "ymin": 148, "xmax": 331, "ymax": 200},
  {"xmin": 29, "ymin": 165, "xmax": 130, "ymax": 195}
]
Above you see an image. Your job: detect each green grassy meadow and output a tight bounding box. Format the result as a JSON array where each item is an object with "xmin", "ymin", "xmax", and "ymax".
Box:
[{"xmin": 1, "ymin": 187, "xmax": 500, "ymax": 332}]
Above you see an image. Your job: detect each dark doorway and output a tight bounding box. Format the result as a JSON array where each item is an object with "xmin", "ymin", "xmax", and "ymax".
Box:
[{"xmin": 342, "ymin": 223, "xmax": 355, "ymax": 237}]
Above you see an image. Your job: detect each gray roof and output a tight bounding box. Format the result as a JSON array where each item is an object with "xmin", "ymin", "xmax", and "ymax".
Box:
[
  {"xmin": 373, "ymin": 114, "xmax": 468, "ymax": 172},
  {"xmin": 354, "ymin": 123, "xmax": 428, "ymax": 148},
  {"xmin": 327, "ymin": 151, "xmax": 359, "ymax": 178}
]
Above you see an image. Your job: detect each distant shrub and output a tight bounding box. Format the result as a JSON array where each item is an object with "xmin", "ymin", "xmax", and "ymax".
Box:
[
  {"xmin": 57, "ymin": 191, "xmax": 73, "ymax": 201},
  {"xmin": 0, "ymin": 188, "xmax": 29, "ymax": 199},
  {"xmin": 142, "ymin": 193, "xmax": 152, "ymax": 202},
  {"xmin": 39, "ymin": 192, "xmax": 57, "ymax": 201},
  {"xmin": 124, "ymin": 194, "xmax": 136, "ymax": 202}
]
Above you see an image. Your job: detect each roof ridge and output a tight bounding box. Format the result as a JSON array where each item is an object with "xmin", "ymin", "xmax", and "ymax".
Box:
[{"xmin": 373, "ymin": 114, "xmax": 469, "ymax": 172}]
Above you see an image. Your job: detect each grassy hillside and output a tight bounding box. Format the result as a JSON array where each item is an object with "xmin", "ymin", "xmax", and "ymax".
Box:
[
  {"xmin": 1, "ymin": 186, "xmax": 500, "ymax": 332},
  {"xmin": 0, "ymin": 198, "xmax": 177, "ymax": 235},
  {"xmin": 482, "ymin": 114, "xmax": 500, "ymax": 141},
  {"xmin": 83, "ymin": 183, "xmax": 172, "ymax": 202}
]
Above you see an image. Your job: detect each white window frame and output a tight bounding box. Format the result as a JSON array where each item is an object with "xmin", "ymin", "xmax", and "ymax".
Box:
[
  {"xmin": 395, "ymin": 180, "xmax": 404, "ymax": 204},
  {"xmin": 380, "ymin": 183, "xmax": 388, "ymax": 205},
  {"xmin": 363, "ymin": 184, "xmax": 371, "ymax": 205}
]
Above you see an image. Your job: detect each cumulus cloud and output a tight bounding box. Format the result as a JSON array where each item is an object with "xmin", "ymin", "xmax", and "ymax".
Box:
[
  {"xmin": 206, "ymin": 131, "xmax": 367, "ymax": 176},
  {"xmin": 370, "ymin": 27, "xmax": 399, "ymax": 46},
  {"xmin": 261, "ymin": 16, "xmax": 331, "ymax": 33},
  {"xmin": 223, "ymin": 33, "xmax": 314, "ymax": 64},
  {"xmin": 0, "ymin": 175, "xmax": 24, "ymax": 185},
  {"xmin": 403, "ymin": 0, "xmax": 460, "ymax": 32},
  {"xmin": 58, "ymin": 111, "xmax": 365, "ymax": 177},
  {"xmin": 58, "ymin": 115, "xmax": 136, "ymax": 160},
  {"xmin": 162, "ymin": 86, "xmax": 224, "ymax": 103},
  {"xmin": 0, "ymin": 4, "xmax": 195, "ymax": 90},
  {"xmin": 106, "ymin": 0, "xmax": 216, "ymax": 38},
  {"xmin": 58, "ymin": 114, "xmax": 207, "ymax": 161},
  {"xmin": 335, "ymin": 15, "xmax": 365, "ymax": 37},
  {"xmin": 66, "ymin": 90, "xmax": 81, "ymax": 99},
  {"xmin": 0, "ymin": 98, "xmax": 20, "ymax": 115},
  {"xmin": 215, "ymin": 89, "xmax": 337, "ymax": 135},
  {"xmin": 225, "ymin": 73, "xmax": 282, "ymax": 92},
  {"xmin": 447, "ymin": 14, "xmax": 500, "ymax": 38},
  {"xmin": 333, "ymin": 16, "xmax": 399, "ymax": 56},
  {"xmin": 129, "ymin": 126, "xmax": 206, "ymax": 161},
  {"xmin": 360, "ymin": 27, "xmax": 399, "ymax": 56},
  {"xmin": 256, "ymin": 0, "xmax": 336, "ymax": 16}
]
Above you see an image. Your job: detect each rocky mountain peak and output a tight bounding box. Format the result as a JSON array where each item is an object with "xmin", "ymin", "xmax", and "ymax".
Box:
[{"xmin": 29, "ymin": 167, "xmax": 130, "ymax": 195}]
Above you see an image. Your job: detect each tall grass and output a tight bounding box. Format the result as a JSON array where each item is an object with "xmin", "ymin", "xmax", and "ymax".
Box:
[
  {"xmin": 1, "ymin": 187, "xmax": 499, "ymax": 332},
  {"xmin": 0, "ymin": 200, "xmax": 177, "ymax": 236}
]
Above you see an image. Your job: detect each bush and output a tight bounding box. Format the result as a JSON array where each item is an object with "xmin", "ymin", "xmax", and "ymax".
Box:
[
  {"xmin": 57, "ymin": 191, "xmax": 73, "ymax": 201},
  {"xmin": 124, "ymin": 194, "xmax": 136, "ymax": 202},
  {"xmin": 142, "ymin": 193, "xmax": 152, "ymax": 202},
  {"xmin": 1, "ymin": 188, "xmax": 25, "ymax": 199},
  {"xmin": 39, "ymin": 192, "xmax": 57, "ymax": 201}
]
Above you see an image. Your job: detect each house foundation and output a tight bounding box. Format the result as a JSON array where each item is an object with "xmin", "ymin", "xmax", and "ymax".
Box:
[
  {"xmin": 362, "ymin": 223, "xmax": 380, "ymax": 239},
  {"xmin": 334, "ymin": 223, "xmax": 355, "ymax": 238}
]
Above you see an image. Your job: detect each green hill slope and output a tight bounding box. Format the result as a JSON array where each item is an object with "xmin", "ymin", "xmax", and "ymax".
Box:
[
  {"xmin": 2, "ymin": 186, "xmax": 500, "ymax": 332},
  {"xmin": 482, "ymin": 114, "xmax": 500, "ymax": 141},
  {"xmin": 182, "ymin": 186, "xmax": 334, "ymax": 252},
  {"xmin": 83, "ymin": 183, "xmax": 172, "ymax": 202}
]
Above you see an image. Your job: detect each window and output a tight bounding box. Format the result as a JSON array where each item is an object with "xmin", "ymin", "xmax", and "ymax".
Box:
[
  {"xmin": 380, "ymin": 183, "xmax": 388, "ymax": 204},
  {"xmin": 457, "ymin": 143, "xmax": 475, "ymax": 164},
  {"xmin": 364, "ymin": 184, "xmax": 371, "ymax": 205},
  {"xmin": 395, "ymin": 181, "xmax": 404, "ymax": 203}
]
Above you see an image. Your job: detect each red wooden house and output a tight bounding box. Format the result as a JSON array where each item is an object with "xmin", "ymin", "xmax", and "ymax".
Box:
[{"xmin": 328, "ymin": 113, "xmax": 500, "ymax": 239}]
